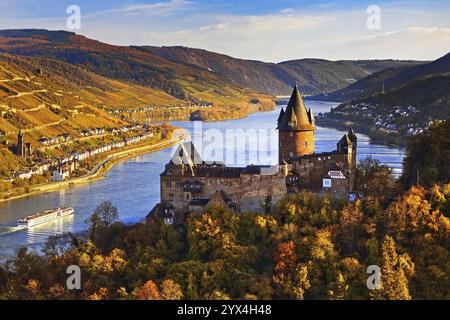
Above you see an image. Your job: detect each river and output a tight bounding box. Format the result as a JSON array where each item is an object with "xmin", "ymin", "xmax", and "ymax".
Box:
[{"xmin": 0, "ymin": 101, "xmax": 404, "ymax": 261}]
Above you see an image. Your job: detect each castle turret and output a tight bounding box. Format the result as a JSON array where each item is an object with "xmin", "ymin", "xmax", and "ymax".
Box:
[
  {"xmin": 347, "ymin": 128, "xmax": 357, "ymax": 147},
  {"xmin": 276, "ymin": 107, "xmax": 285, "ymax": 129},
  {"xmin": 277, "ymin": 84, "xmax": 315, "ymax": 163}
]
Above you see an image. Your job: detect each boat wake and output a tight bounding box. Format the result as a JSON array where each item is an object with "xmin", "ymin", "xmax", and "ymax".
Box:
[{"xmin": 0, "ymin": 225, "xmax": 25, "ymax": 235}]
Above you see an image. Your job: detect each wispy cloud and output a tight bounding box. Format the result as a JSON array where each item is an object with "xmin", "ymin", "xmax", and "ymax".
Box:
[
  {"xmin": 84, "ymin": 0, "xmax": 193, "ymax": 19},
  {"xmin": 114, "ymin": 0, "xmax": 191, "ymax": 15}
]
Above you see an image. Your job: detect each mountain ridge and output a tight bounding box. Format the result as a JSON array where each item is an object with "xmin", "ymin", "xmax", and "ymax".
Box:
[
  {"xmin": 313, "ymin": 52, "xmax": 450, "ymax": 102},
  {"xmin": 143, "ymin": 44, "xmax": 425, "ymax": 95}
]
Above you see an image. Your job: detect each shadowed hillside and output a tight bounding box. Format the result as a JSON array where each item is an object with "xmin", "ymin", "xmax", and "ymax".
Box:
[
  {"xmin": 318, "ymin": 72, "xmax": 450, "ymax": 146},
  {"xmin": 314, "ymin": 52, "xmax": 449, "ymax": 102},
  {"xmin": 143, "ymin": 45, "xmax": 423, "ymax": 95}
]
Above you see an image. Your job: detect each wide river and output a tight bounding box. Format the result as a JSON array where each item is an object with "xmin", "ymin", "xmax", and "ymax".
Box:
[{"xmin": 0, "ymin": 101, "xmax": 404, "ymax": 261}]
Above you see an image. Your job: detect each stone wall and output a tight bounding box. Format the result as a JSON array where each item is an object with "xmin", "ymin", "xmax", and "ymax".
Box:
[{"xmin": 160, "ymin": 166, "xmax": 287, "ymax": 215}]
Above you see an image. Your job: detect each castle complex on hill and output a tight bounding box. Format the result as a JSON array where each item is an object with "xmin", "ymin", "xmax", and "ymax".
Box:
[{"xmin": 150, "ymin": 85, "xmax": 357, "ymax": 225}]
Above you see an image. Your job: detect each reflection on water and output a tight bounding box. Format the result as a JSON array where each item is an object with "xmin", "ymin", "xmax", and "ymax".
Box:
[
  {"xmin": 26, "ymin": 214, "xmax": 75, "ymax": 245},
  {"xmin": 0, "ymin": 101, "xmax": 404, "ymax": 261}
]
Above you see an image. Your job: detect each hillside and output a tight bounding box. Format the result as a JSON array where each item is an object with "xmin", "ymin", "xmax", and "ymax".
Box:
[
  {"xmin": 0, "ymin": 30, "xmax": 275, "ymax": 114},
  {"xmin": 143, "ymin": 45, "xmax": 423, "ymax": 95},
  {"xmin": 0, "ymin": 53, "xmax": 189, "ymax": 139},
  {"xmin": 0, "ymin": 53, "xmax": 184, "ymax": 174},
  {"xmin": 314, "ymin": 52, "xmax": 449, "ymax": 102},
  {"xmin": 318, "ymin": 73, "xmax": 450, "ymax": 145}
]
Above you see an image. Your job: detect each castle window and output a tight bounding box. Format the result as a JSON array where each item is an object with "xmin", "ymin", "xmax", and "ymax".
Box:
[
  {"xmin": 169, "ymin": 193, "xmax": 174, "ymax": 201},
  {"xmin": 179, "ymin": 194, "xmax": 184, "ymax": 201},
  {"xmin": 186, "ymin": 194, "xmax": 190, "ymax": 200}
]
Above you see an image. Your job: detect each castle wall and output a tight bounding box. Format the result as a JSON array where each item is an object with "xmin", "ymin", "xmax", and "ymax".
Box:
[
  {"xmin": 291, "ymin": 151, "xmax": 356, "ymax": 191},
  {"xmin": 160, "ymin": 168, "xmax": 287, "ymax": 216}
]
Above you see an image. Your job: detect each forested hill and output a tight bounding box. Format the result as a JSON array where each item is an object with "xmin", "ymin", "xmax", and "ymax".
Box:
[
  {"xmin": 317, "ymin": 52, "xmax": 450, "ymax": 146},
  {"xmin": 143, "ymin": 45, "xmax": 423, "ymax": 95},
  {"xmin": 0, "ymin": 29, "xmax": 422, "ymax": 98},
  {"xmin": 314, "ymin": 52, "xmax": 450, "ymax": 102}
]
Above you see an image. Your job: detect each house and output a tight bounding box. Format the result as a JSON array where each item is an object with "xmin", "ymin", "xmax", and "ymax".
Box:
[
  {"xmin": 322, "ymin": 170, "xmax": 349, "ymax": 197},
  {"xmin": 52, "ymin": 167, "xmax": 70, "ymax": 181}
]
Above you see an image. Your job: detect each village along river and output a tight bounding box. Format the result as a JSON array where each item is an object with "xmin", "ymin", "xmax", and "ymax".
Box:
[{"xmin": 0, "ymin": 101, "xmax": 404, "ymax": 261}]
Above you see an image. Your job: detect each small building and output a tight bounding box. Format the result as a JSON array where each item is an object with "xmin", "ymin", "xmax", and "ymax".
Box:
[
  {"xmin": 322, "ymin": 170, "xmax": 348, "ymax": 197},
  {"xmin": 188, "ymin": 190, "xmax": 237, "ymax": 215},
  {"xmin": 147, "ymin": 203, "xmax": 175, "ymax": 225},
  {"xmin": 52, "ymin": 167, "xmax": 70, "ymax": 181}
]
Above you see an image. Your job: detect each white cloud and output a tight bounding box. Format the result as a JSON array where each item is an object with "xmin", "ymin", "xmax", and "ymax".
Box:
[
  {"xmin": 138, "ymin": 7, "xmax": 450, "ymax": 61},
  {"xmin": 280, "ymin": 8, "xmax": 294, "ymax": 14},
  {"xmin": 117, "ymin": 0, "xmax": 191, "ymax": 14},
  {"xmin": 85, "ymin": 0, "xmax": 192, "ymax": 18}
]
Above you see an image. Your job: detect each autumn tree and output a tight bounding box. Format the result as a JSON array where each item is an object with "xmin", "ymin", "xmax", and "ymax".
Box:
[
  {"xmin": 327, "ymin": 272, "xmax": 348, "ymax": 300},
  {"xmin": 292, "ymin": 264, "xmax": 310, "ymax": 300},
  {"xmin": 87, "ymin": 201, "xmax": 121, "ymax": 252},
  {"xmin": 372, "ymin": 236, "xmax": 413, "ymax": 300},
  {"xmin": 160, "ymin": 279, "xmax": 183, "ymax": 300},
  {"xmin": 356, "ymin": 157, "xmax": 400, "ymax": 204},
  {"xmin": 402, "ymin": 120, "xmax": 450, "ymax": 188},
  {"xmin": 135, "ymin": 280, "xmax": 161, "ymax": 300},
  {"xmin": 274, "ymin": 241, "xmax": 297, "ymax": 275}
]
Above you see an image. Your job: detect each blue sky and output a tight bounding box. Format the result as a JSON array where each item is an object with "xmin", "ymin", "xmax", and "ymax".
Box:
[{"xmin": 0, "ymin": 0, "xmax": 449, "ymax": 62}]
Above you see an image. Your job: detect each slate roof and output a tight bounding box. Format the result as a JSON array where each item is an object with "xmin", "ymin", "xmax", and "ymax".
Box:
[{"xmin": 278, "ymin": 84, "xmax": 315, "ymax": 131}]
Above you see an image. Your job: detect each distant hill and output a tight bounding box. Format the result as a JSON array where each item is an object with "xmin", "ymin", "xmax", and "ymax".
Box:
[
  {"xmin": 0, "ymin": 52, "xmax": 183, "ymax": 140},
  {"xmin": 0, "ymin": 29, "xmax": 424, "ymax": 98},
  {"xmin": 0, "ymin": 29, "xmax": 274, "ymax": 112},
  {"xmin": 318, "ymin": 72, "xmax": 450, "ymax": 146},
  {"xmin": 143, "ymin": 45, "xmax": 423, "ymax": 95},
  {"xmin": 314, "ymin": 53, "xmax": 449, "ymax": 102},
  {"xmin": 0, "ymin": 29, "xmax": 215, "ymax": 100}
]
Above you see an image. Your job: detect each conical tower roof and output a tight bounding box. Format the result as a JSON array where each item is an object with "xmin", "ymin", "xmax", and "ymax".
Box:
[
  {"xmin": 276, "ymin": 108, "xmax": 285, "ymax": 129},
  {"xmin": 338, "ymin": 134, "xmax": 352, "ymax": 147},
  {"xmin": 348, "ymin": 128, "xmax": 357, "ymax": 144},
  {"xmin": 278, "ymin": 84, "xmax": 315, "ymax": 131}
]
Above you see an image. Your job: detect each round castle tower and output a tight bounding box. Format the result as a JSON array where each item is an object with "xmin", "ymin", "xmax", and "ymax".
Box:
[{"xmin": 277, "ymin": 84, "xmax": 315, "ymax": 163}]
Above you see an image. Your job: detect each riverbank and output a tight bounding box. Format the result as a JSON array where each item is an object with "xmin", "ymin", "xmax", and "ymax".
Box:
[
  {"xmin": 316, "ymin": 117, "xmax": 407, "ymax": 147},
  {"xmin": 0, "ymin": 128, "xmax": 189, "ymax": 204},
  {"xmin": 127, "ymin": 99, "xmax": 276, "ymax": 123}
]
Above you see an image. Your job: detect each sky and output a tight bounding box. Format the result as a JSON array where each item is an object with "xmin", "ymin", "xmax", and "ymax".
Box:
[{"xmin": 0, "ymin": 0, "xmax": 449, "ymax": 62}]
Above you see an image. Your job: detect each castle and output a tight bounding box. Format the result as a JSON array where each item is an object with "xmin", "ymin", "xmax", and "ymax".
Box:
[{"xmin": 150, "ymin": 85, "xmax": 357, "ymax": 225}]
